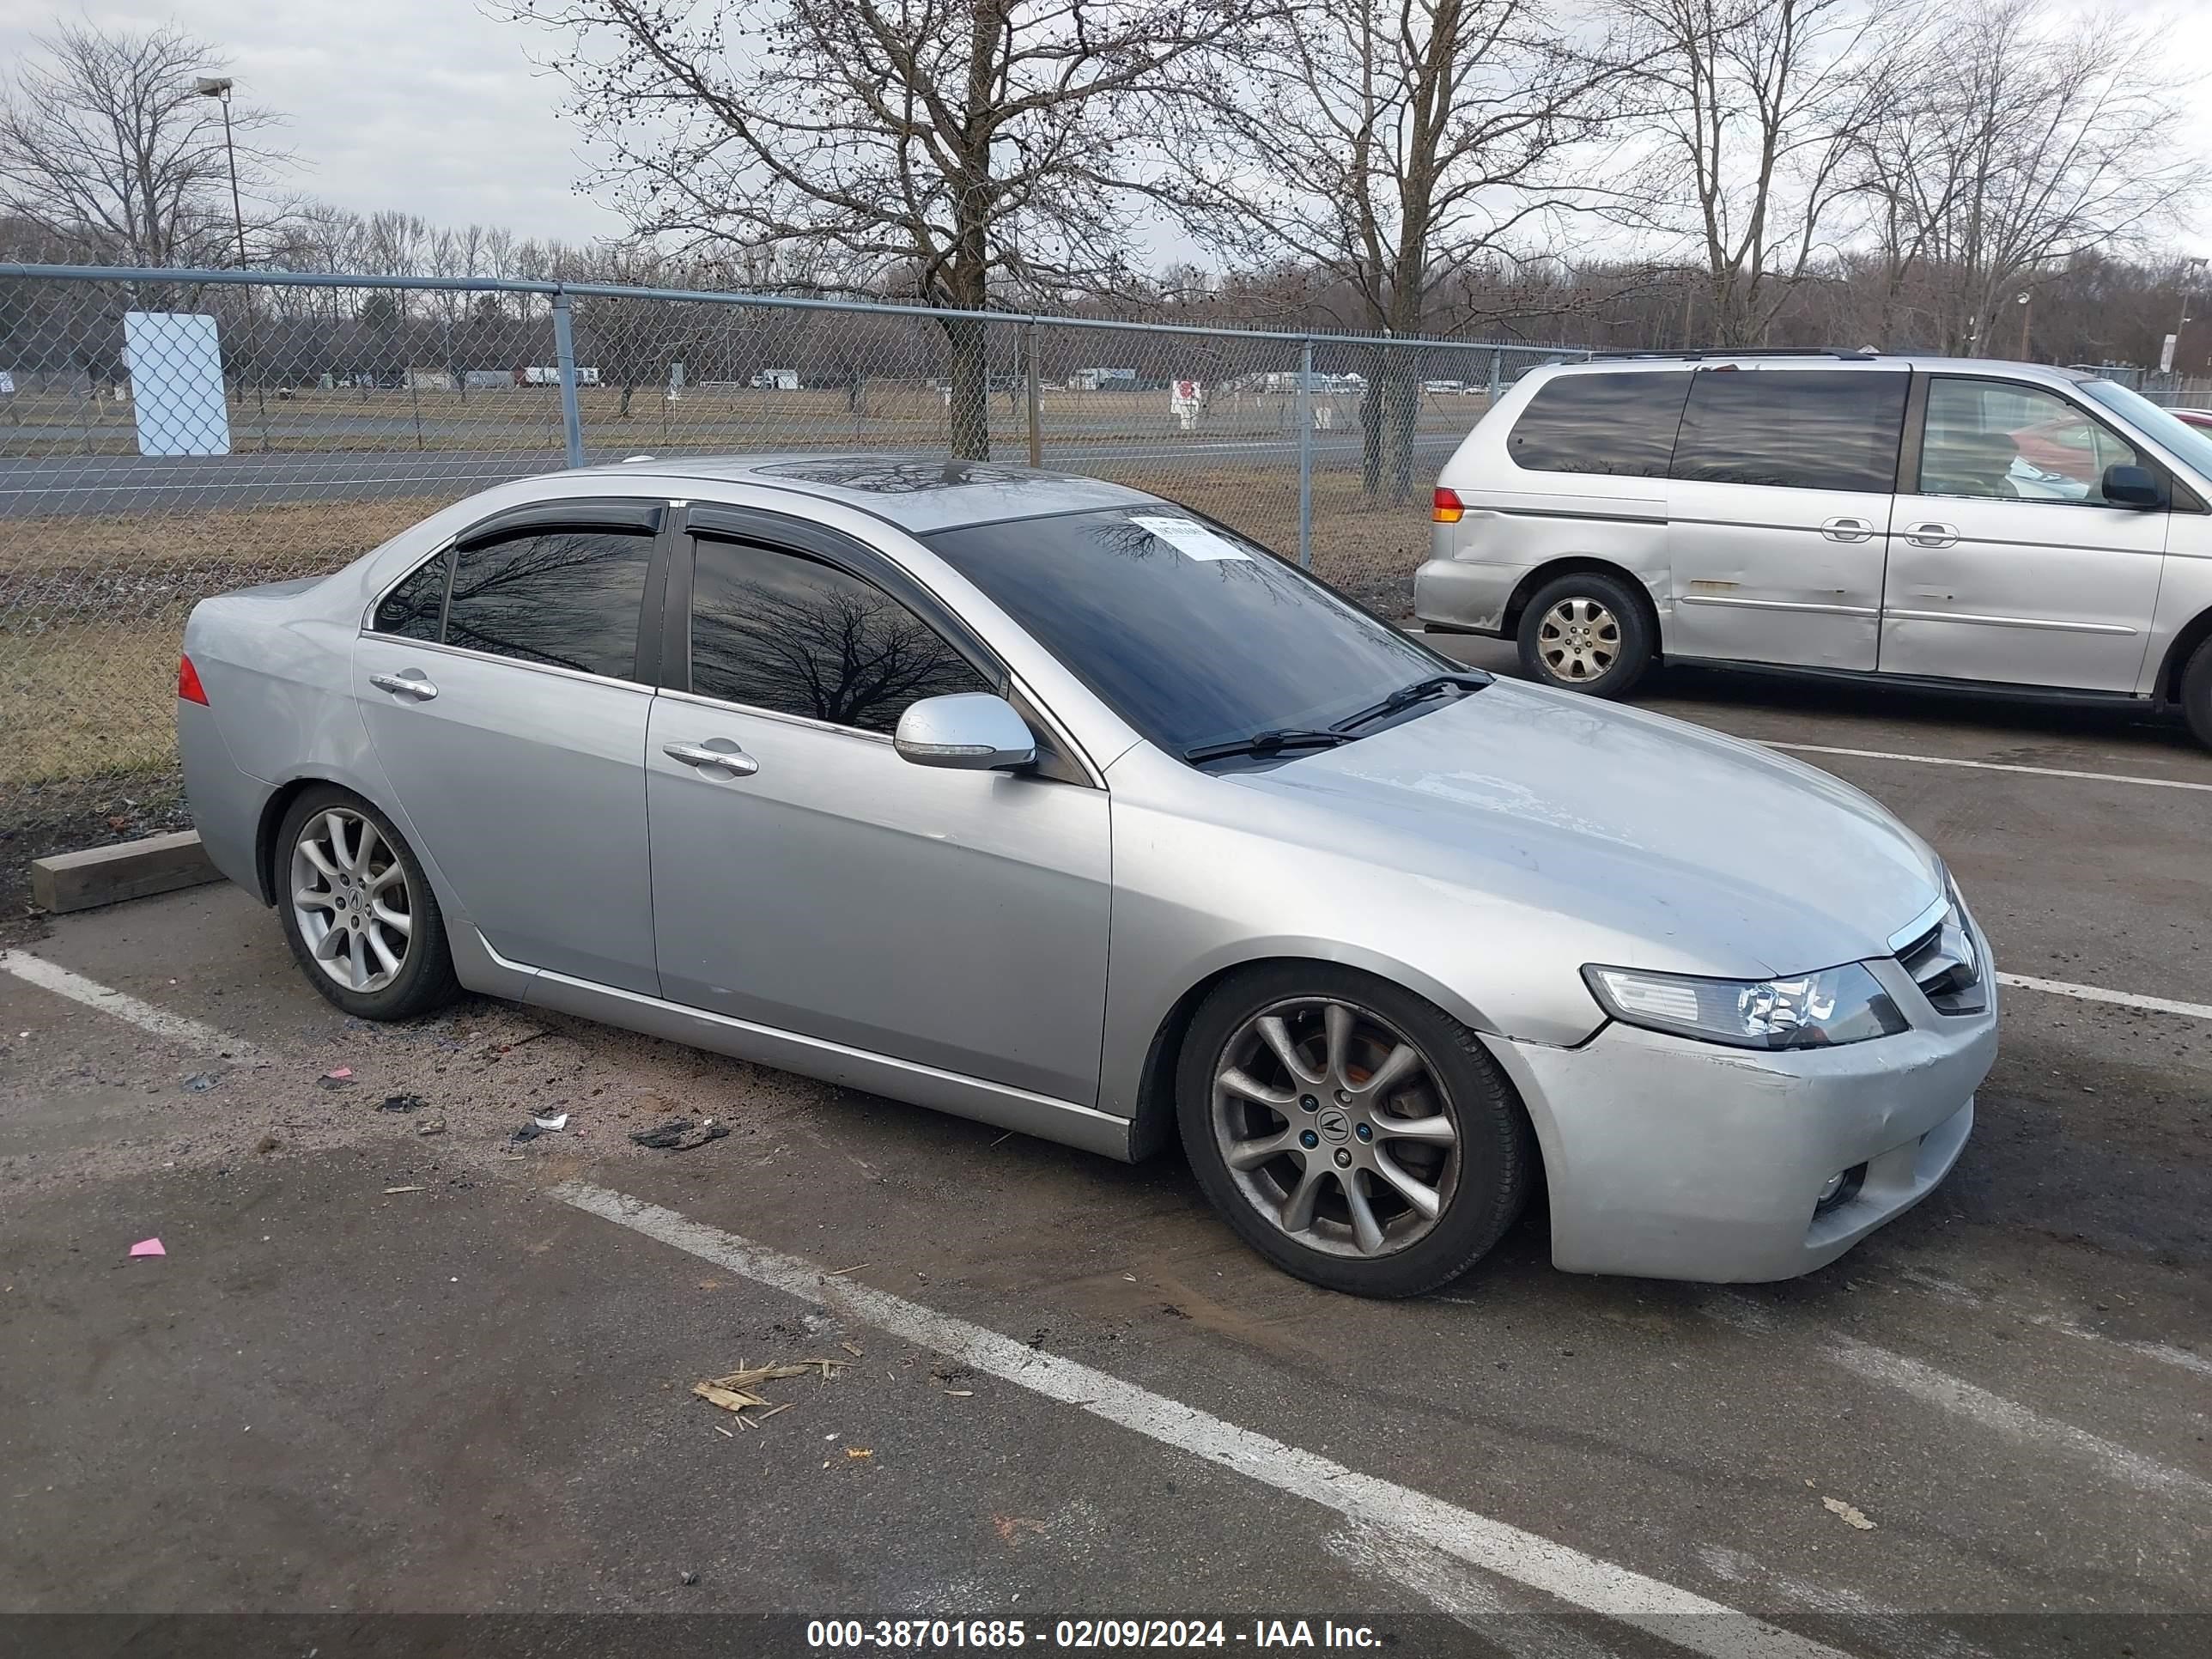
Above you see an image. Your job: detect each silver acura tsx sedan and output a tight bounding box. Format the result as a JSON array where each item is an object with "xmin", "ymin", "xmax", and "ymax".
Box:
[{"xmin": 179, "ymin": 457, "xmax": 1996, "ymax": 1297}]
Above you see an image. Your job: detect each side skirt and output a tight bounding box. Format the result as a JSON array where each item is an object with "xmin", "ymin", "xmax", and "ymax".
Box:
[{"xmin": 449, "ymin": 925, "xmax": 1135, "ymax": 1162}]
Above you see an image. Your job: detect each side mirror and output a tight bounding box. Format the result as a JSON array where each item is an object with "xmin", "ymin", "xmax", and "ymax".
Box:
[
  {"xmin": 894, "ymin": 692, "xmax": 1037, "ymax": 771},
  {"xmin": 2103, "ymin": 463, "xmax": 2163, "ymax": 509}
]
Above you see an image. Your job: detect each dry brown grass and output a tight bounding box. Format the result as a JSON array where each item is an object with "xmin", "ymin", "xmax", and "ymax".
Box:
[{"xmin": 0, "ymin": 463, "xmax": 1429, "ymax": 790}]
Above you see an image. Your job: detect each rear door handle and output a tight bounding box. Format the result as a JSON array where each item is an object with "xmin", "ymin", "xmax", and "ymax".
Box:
[
  {"xmin": 1903, "ymin": 521, "xmax": 1959, "ymax": 549},
  {"xmin": 664, "ymin": 739, "xmax": 759, "ymax": 777},
  {"xmin": 368, "ymin": 672, "xmax": 438, "ymax": 701},
  {"xmin": 1820, "ymin": 515, "xmax": 1875, "ymax": 543}
]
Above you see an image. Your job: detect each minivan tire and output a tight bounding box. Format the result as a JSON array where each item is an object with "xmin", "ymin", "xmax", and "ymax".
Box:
[
  {"xmin": 2183, "ymin": 638, "xmax": 2212, "ymax": 750},
  {"xmin": 1515, "ymin": 571, "xmax": 1655, "ymax": 698},
  {"xmin": 1176, "ymin": 963, "xmax": 1535, "ymax": 1297}
]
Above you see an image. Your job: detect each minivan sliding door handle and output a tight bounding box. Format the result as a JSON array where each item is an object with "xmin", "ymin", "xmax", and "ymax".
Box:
[
  {"xmin": 1902, "ymin": 521, "xmax": 1959, "ymax": 549},
  {"xmin": 1820, "ymin": 516, "xmax": 1875, "ymax": 543}
]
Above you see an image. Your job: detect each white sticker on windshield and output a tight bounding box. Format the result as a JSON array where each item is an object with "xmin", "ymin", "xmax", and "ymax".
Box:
[{"xmin": 1133, "ymin": 514, "xmax": 1251, "ymax": 562}]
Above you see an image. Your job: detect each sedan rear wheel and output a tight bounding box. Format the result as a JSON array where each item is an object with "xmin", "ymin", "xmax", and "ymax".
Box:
[
  {"xmin": 293, "ymin": 806, "xmax": 411, "ymax": 994},
  {"xmin": 1178, "ymin": 965, "xmax": 1534, "ymax": 1297},
  {"xmin": 276, "ymin": 786, "xmax": 458, "ymax": 1020}
]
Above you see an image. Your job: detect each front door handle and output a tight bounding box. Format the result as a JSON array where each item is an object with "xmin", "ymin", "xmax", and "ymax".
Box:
[
  {"xmin": 1903, "ymin": 521, "xmax": 1959, "ymax": 549},
  {"xmin": 664, "ymin": 739, "xmax": 759, "ymax": 777},
  {"xmin": 1820, "ymin": 515, "xmax": 1875, "ymax": 543},
  {"xmin": 369, "ymin": 672, "xmax": 438, "ymax": 701}
]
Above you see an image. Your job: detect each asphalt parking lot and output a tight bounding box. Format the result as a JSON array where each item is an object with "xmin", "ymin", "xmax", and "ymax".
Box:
[{"xmin": 3, "ymin": 650, "xmax": 2207, "ymax": 1659}]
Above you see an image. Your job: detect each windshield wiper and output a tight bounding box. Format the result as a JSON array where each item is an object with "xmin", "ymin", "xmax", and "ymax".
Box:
[
  {"xmin": 1183, "ymin": 727, "xmax": 1351, "ymax": 764},
  {"xmin": 1331, "ymin": 671, "xmax": 1492, "ymax": 735}
]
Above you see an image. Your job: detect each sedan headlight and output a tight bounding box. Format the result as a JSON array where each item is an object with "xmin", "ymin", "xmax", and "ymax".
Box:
[{"xmin": 1581, "ymin": 962, "xmax": 1908, "ymax": 1050}]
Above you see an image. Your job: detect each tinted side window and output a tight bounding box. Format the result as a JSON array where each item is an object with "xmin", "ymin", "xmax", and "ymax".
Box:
[
  {"xmin": 1671, "ymin": 371, "xmax": 1907, "ymax": 492},
  {"xmin": 444, "ymin": 529, "xmax": 653, "ymax": 679},
  {"xmin": 374, "ymin": 550, "xmax": 449, "ymax": 640},
  {"xmin": 689, "ymin": 538, "xmax": 994, "ymax": 735},
  {"xmin": 1507, "ymin": 373, "xmax": 1691, "ymax": 477}
]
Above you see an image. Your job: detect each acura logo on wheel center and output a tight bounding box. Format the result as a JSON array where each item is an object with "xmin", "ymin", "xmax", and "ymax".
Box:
[{"xmin": 1317, "ymin": 1110, "xmax": 1351, "ymax": 1144}]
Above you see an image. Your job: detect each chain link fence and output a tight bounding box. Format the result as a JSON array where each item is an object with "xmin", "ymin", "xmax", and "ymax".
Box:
[{"xmin": 0, "ymin": 263, "xmax": 1587, "ymax": 901}]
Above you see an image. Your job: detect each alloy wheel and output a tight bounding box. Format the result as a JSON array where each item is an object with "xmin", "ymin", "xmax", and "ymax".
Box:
[
  {"xmin": 1210, "ymin": 997, "xmax": 1461, "ymax": 1259},
  {"xmin": 1535, "ymin": 597, "xmax": 1620, "ymax": 683},
  {"xmin": 291, "ymin": 807, "xmax": 412, "ymax": 994}
]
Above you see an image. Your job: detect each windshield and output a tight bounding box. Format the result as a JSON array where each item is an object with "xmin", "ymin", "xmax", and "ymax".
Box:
[
  {"xmin": 2077, "ymin": 380, "xmax": 2212, "ymax": 482},
  {"xmin": 925, "ymin": 507, "xmax": 1458, "ymax": 758}
]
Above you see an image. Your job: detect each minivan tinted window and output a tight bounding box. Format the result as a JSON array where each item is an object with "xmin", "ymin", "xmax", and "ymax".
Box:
[
  {"xmin": 1508, "ymin": 372, "xmax": 1691, "ymax": 477},
  {"xmin": 1671, "ymin": 370, "xmax": 1908, "ymax": 493}
]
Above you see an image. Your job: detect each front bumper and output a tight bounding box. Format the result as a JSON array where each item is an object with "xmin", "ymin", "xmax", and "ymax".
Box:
[{"xmin": 1483, "ymin": 959, "xmax": 1996, "ymax": 1282}]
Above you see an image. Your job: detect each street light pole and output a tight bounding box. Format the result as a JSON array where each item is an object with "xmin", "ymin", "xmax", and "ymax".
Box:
[
  {"xmin": 195, "ymin": 78, "xmax": 251, "ymax": 270},
  {"xmin": 194, "ymin": 76, "xmax": 266, "ymax": 450},
  {"xmin": 2015, "ymin": 291, "xmax": 2032, "ymax": 362},
  {"xmin": 2176, "ymin": 257, "xmax": 2208, "ymax": 381}
]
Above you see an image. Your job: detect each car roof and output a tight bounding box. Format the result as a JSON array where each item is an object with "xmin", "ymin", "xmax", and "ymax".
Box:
[
  {"xmin": 557, "ymin": 453, "xmax": 1159, "ymax": 533},
  {"xmin": 1536, "ymin": 354, "xmax": 2101, "ymax": 386}
]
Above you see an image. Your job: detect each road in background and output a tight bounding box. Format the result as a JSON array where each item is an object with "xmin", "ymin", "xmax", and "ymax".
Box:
[{"xmin": 0, "ymin": 434, "xmax": 1468, "ymax": 516}]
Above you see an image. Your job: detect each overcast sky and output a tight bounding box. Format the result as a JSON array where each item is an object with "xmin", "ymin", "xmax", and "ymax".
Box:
[{"xmin": 1, "ymin": 0, "xmax": 2204, "ymax": 260}]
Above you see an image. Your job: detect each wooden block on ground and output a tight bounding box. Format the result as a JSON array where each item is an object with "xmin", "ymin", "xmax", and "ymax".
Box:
[{"xmin": 31, "ymin": 830, "xmax": 222, "ymax": 915}]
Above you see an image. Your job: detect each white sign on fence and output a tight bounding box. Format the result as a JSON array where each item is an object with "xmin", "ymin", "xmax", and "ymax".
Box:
[
  {"xmin": 1170, "ymin": 378, "xmax": 1202, "ymax": 430},
  {"xmin": 0, "ymin": 371, "xmax": 14, "ymax": 396},
  {"xmin": 124, "ymin": 312, "xmax": 230, "ymax": 456}
]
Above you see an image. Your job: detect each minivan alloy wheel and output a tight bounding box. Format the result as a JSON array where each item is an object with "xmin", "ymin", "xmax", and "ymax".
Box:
[
  {"xmin": 1211, "ymin": 997, "xmax": 1461, "ymax": 1258},
  {"xmin": 1535, "ymin": 597, "xmax": 1620, "ymax": 683},
  {"xmin": 291, "ymin": 807, "xmax": 413, "ymax": 993}
]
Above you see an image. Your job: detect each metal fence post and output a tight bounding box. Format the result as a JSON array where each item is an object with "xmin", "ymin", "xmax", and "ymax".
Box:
[
  {"xmin": 551, "ymin": 288, "xmax": 585, "ymax": 469},
  {"xmin": 1297, "ymin": 337, "xmax": 1314, "ymax": 570},
  {"xmin": 1024, "ymin": 319, "xmax": 1042, "ymax": 468},
  {"xmin": 1488, "ymin": 349, "xmax": 1503, "ymax": 403}
]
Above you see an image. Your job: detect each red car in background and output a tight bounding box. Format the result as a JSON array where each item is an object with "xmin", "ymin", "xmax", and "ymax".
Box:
[{"xmin": 2006, "ymin": 403, "xmax": 2212, "ymax": 499}]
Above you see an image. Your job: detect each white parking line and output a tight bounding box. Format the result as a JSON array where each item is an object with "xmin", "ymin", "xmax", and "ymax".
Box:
[
  {"xmin": 1995, "ymin": 972, "xmax": 2212, "ymax": 1022},
  {"xmin": 1892, "ymin": 1267, "xmax": 2212, "ymax": 1380},
  {"xmin": 557, "ymin": 1181, "xmax": 1845, "ymax": 1659},
  {"xmin": 1705, "ymin": 1295, "xmax": 2212, "ymax": 1504},
  {"xmin": 1763, "ymin": 742, "xmax": 2212, "ymax": 793},
  {"xmin": 0, "ymin": 949, "xmax": 254, "ymax": 1054}
]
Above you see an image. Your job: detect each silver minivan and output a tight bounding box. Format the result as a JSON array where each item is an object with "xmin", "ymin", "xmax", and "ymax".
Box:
[{"xmin": 1416, "ymin": 351, "xmax": 2212, "ymax": 745}]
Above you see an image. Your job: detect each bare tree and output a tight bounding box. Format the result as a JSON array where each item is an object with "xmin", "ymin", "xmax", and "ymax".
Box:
[
  {"xmin": 500, "ymin": 0, "xmax": 1257, "ymax": 458},
  {"xmin": 1852, "ymin": 0, "xmax": 2195, "ymax": 356},
  {"xmin": 0, "ymin": 21, "xmax": 289, "ymax": 269},
  {"xmin": 1175, "ymin": 0, "xmax": 1631, "ymax": 499},
  {"xmin": 1606, "ymin": 0, "xmax": 1905, "ymax": 347}
]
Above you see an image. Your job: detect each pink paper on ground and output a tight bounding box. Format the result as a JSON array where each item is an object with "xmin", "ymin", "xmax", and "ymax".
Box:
[{"xmin": 128, "ymin": 1237, "xmax": 166, "ymax": 1257}]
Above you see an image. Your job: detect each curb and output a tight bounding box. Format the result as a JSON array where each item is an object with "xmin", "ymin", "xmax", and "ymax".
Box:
[{"xmin": 31, "ymin": 830, "xmax": 222, "ymax": 915}]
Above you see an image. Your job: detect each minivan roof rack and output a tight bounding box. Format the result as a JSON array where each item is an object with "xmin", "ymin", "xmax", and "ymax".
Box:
[{"xmin": 1584, "ymin": 347, "xmax": 1881, "ymax": 362}]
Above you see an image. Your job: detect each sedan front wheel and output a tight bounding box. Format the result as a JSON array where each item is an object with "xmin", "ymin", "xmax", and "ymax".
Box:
[{"xmin": 1177, "ymin": 964, "xmax": 1534, "ymax": 1297}]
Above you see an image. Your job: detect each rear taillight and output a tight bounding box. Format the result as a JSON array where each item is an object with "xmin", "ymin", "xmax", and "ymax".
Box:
[
  {"xmin": 1431, "ymin": 487, "xmax": 1465, "ymax": 524},
  {"xmin": 178, "ymin": 653, "xmax": 210, "ymax": 706}
]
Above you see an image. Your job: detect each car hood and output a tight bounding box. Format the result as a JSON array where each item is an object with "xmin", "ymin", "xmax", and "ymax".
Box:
[{"xmin": 1234, "ymin": 679, "xmax": 1941, "ymax": 978}]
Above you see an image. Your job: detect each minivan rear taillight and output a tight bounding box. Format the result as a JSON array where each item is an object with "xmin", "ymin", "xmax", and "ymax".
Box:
[
  {"xmin": 178, "ymin": 653, "xmax": 210, "ymax": 706},
  {"xmin": 1432, "ymin": 487, "xmax": 1465, "ymax": 524}
]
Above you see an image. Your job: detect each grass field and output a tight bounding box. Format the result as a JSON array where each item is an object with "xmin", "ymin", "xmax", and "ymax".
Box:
[{"xmin": 0, "ymin": 466, "xmax": 1430, "ymax": 802}]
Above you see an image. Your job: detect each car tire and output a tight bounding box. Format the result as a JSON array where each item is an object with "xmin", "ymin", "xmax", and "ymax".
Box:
[
  {"xmin": 1176, "ymin": 963, "xmax": 1535, "ymax": 1297},
  {"xmin": 2182, "ymin": 637, "xmax": 2212, "ymax": 750},
  {"xmin": 1515, "ymin": 571, "xmax": 1654, "ymax": 697},
  {"xmin": 274, "ymin": 785, "xmax": 459, "ymax": 1021}
]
